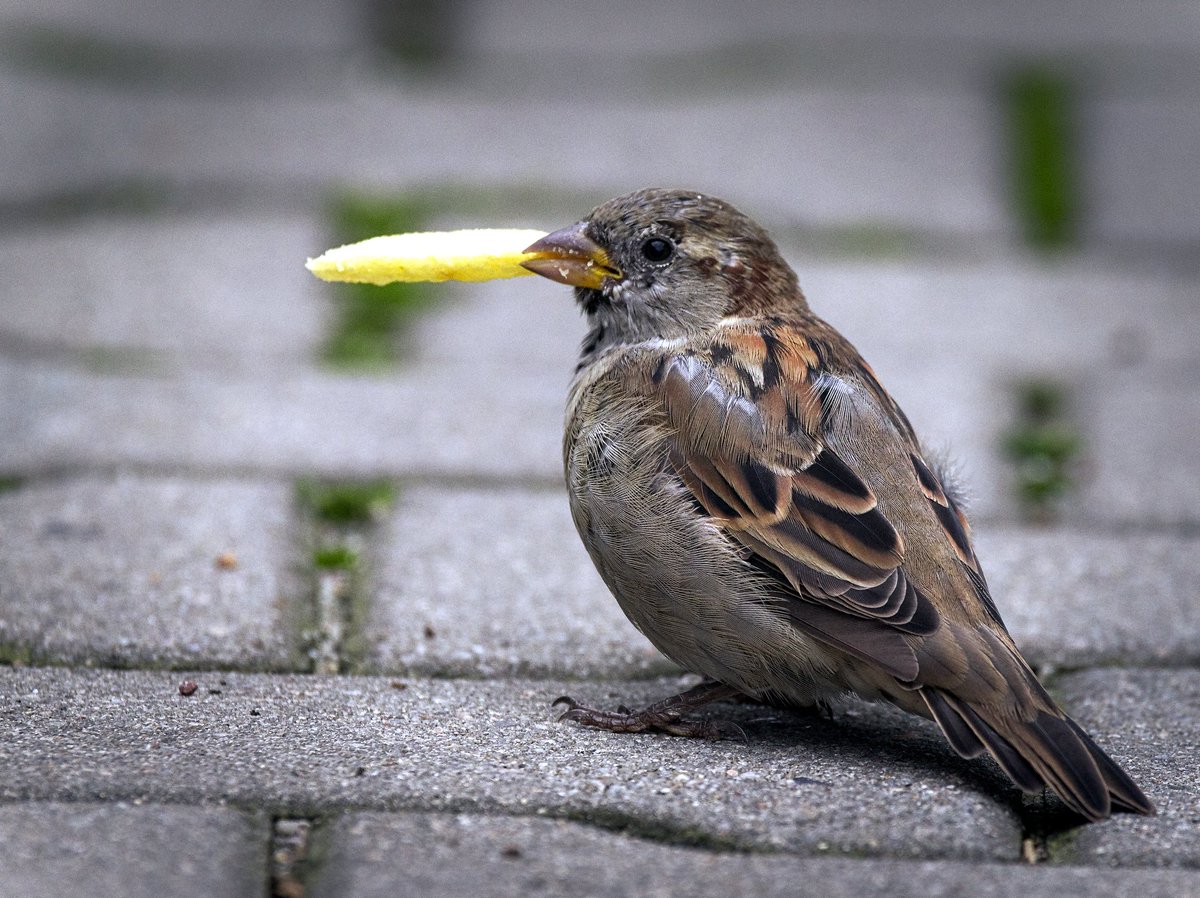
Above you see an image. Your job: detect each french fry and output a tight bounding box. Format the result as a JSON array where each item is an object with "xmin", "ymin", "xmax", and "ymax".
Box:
[{"xmin": 305, "ymin": 228, "xmax": 549, "ymax": 285}]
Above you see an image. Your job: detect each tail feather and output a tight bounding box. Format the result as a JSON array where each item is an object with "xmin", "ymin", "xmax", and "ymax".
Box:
[
  {"xmin": 922, "ymin": 687, "xmax": 1154, "ymax": 821},
  {"xmin": 922, "ymin": 688, "xmax": 986, "ymax": 757},
  {"xmin": 1020, "ymin": 710, "xmax": 1111, "ymax": 819},
  {"xmin": 1062, "ymin": 715, "xmax": 1155, "ymax": 816},
  {"xmin": 924, "ymin": 688, "xmax": 1052, "ymax": 796}
]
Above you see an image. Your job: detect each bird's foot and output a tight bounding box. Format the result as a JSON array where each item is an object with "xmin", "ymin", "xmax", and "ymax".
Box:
[{"xmin": 553, "ymin": 680, "xmax": 746, "ymax": 740}]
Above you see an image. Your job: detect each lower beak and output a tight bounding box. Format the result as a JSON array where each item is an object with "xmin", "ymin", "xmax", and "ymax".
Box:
[{"xmin": 521, "ymin": 223, "xmax": 620, "ymax": 289}]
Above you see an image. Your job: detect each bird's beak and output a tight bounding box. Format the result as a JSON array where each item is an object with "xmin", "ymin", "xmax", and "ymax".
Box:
[{"xmin": 521, "ymin": 223, "xmax": 620, "ymax": 289}]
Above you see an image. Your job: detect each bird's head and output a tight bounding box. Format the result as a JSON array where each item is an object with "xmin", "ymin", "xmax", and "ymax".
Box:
[{"xmin": 522, "ymin": 188, "xmax": 805, "ymax": 352}]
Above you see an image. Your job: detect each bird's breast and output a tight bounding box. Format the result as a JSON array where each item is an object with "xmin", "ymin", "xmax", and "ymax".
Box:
[{"xmin": 563, "ymin": 355, "xmax": 846, "ymax": 698}]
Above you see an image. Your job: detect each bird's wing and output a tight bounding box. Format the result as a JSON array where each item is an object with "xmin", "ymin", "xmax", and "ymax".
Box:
[
  {"xmin": 653, "ymin": 317, "xmax": 975, "ymax": 680},
  {"xmin": 652, "ymin": 316, "xmax": 1153, "ymax": 820}
]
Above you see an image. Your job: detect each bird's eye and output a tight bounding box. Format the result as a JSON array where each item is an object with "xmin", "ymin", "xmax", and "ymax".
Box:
[{"xmin": 640, "ymin": 236, "xmax": 675, "ymax": 264}]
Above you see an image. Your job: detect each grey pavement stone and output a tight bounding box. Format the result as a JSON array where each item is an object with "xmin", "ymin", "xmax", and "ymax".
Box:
[
  {"xmin": 0, "ymin": 474, "xmax": 306, "ymax": 670},
  {"xmin": 1048, "ymin": 668, "xmax": 1200, "ymax": 868},
  {"xmin": 12, "ymin": 0, "xmax": 1200, "ymax": 67},
  {"xmin": 975, "ymin": 525, "xmax": 1200, "ymax": 669},
  {"xmin": 366, "ymin": 483, "xmax": 1196, "ymax": 677},
  {"xmin": 6, "ymin": 4, "xmax": 1200, "ymax": 246},
  {"xmin": 1076, "ymin": 368, "xmax": 1200, "ymax": 528},
  {"xmin": 0, "ymin": 71, "xmax": 1002, "ymax": 239},
  {"xmin": 796, "ymin": 256, "xmax": 1200, "ymax": 382},
  {"xmin": 1088, "ymin": 96, "xmax": 1200, "ymax": 247},
  {"xmin": 2, "ymin": 0, "xmax": 360, "ymax": 52},
  {"xmin": 415, "ymin": 256, "xmax": 1200, "ymax": 528},
  {"xmin": 5, "ymin": 250, "xmax": 1197, "ymax": 526},
  {"xmin": 463, "ymin": 0, "xmax": 1200, "ymax": 60},
  {"xmin": 794, "ymin": 254, "xmax": 1200, "ymax": 522},
  {"xmin": 0, "ymin": 666, "xmax": 1022, "ymax": 860},
  {"xmin": 310, "ymin": 810, "xmax": 1200, "ymax": 898},
  {"xmin": 0, "ymin": 356, "xmax": 564, "ymax": 481},
  {"xmin": 367, "ymin": 485, "xmax": 664, "ymax": 678},
  {"xmin": 405, "ymin": 277, "xmax": 580, "ymax": 383},
  {"xmin": 444, "ymin": 258, "xmax": 1200, "ymax": 527},
  {"xmin": 0, "ymin": 212, "xmax": 329, "ymax": 370},
  {"xmin": 0, "ymin": 802, "xmax": 268, "ymax": 898}
]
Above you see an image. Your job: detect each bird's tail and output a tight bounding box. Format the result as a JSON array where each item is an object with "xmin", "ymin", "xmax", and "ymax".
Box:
[{"xmin": 922, "ymin": 685, "xmax": 1154, "ymax": 821}]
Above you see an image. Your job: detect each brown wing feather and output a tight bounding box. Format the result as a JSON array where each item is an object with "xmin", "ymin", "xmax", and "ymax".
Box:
[
  {"xmin": 657, "ymin": 316, "xmax": 1152, "ymax": 821},
  {"xmin": 652, "ymin": 317, "xmax": 1153, "ymax": 820},
  {"xmin": 658, "ymin": 321, "xmax": 935, "ymax": 633}
]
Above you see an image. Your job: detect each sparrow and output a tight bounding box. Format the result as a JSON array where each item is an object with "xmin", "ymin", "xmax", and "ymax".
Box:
[{"xmin": 519, "ymin": 188, "xmax": 1153, "ymax": 822}]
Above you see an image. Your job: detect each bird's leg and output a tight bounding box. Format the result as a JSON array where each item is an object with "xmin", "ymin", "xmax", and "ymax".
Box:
[{"xmin": 553, "ymin": 680, "xmax": 746, "ymax": 739}]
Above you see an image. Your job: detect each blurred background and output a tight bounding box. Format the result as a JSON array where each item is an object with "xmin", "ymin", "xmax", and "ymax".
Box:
[
  {"xmin": 2, "ymin": 0, "xmax": 1198, "ymax": 525},
  {"xmin": 3, "ymin": 9, "xmax": 1198, "ymax": 884}
]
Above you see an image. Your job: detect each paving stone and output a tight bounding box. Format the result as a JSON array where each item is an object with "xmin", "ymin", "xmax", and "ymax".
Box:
[
  {"xmin": 0, "ymin": 802, "xmax": 269, "ymax": 898},
  {"xmin": 423, "ymin": 234, "xmax": 1196, "ymax": 384},
  {"xmin": 0, "ymin": 475, "xmax": 306, "ymax": 670},
  {"xmin": 0, "ymin": 212, "xmax": 328, "ymax": 369},
  {"xmin": 404, "ymin": 276, "xmax": 580, "ymax": 384},
  {"xmin": 0, "ymin": 666, "xmax": 1022, "ymax": 860},
  {"xmin": 11, "ymin": 0, "xmax": 1200, "ymax": 74},
  {"xmin": 309, "ymin": 810, "xmax": 1200, "ymax": 898},
  {"xmin": 1075, "ymin": 368, "xmax": 1200, "ymax": 527},
  {"xmin": 0, "ymin": 72, "xmax": 1001, "ymax": 239},
  {"xmin": 6, "ymin": 250, "xmax": 1197, "ymax": 526},
  {"xmin": 974, "ymin": 525, "xmax": 1200, "ymax": 669},
  {"xmin": 367, "ymin": 485, "xmax": 663, "ymax": 678},
  {"xmin": 1089, "ymin": 97, "xmax": 1200, "ymax": 247},
  {"xmin": 1, "ymin": 0, "xmax": 360, "ymax": 53},
  {"xmin": 463, "ymin": 0, "xmax": 1200, "ymax": 60},
  {"xmin": 792, "ymin": 254, "xmax": 1200, "ymax": 522},
  {"xmin": 795, "ymin": 256, "xmax": 1200, "ymax": 381},
  {"xmin": 5, "ymin": 0, "xmax": 1200, "ymax": 246},
  {"xmin": 1048, "ymin": 668, "xmax": 1200, "ymax": 868},
  {"xmin": 367, "ymin": 482, "xmax": 1196, "ymax": 677},
  {"xmin": 0, "ymin": 357, "xmax": 564, "ymax": 481},
  {"xmin": 6, "ymin": 5, "xmax": 1200, "ymax": 245}
]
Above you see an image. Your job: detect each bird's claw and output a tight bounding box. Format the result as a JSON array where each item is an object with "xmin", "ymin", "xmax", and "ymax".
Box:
[{"xmin": 550, "ymin": 698, "xmax": 740, "ymax": 740}]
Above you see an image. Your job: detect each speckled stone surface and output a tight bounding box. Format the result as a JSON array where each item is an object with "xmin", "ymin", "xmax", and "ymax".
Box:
[
  {"xmin": 0, "ymin": 666, "xmax": 1020, "ymax": 860},
  {"xmin": 367, "ymin": 489, "xmax": 1199, "ymax": 677},
  {"xmin": 366, "ymin": 485, "xmax": 664, "ymax": 678},
  {"xmin": 0, "ymin": 475, "xmax": 306, "ymax": 670},
  {"xmin": 308, "ymin": 811, "xmax": 1200, "ymax": 898},
  {"xmin": 0, "ymin": 802, "xmax": 269, "ymax": 898},
  {"xmin": 1047, "ymin": 668, "xmax": 1200, "ymax": 868}
]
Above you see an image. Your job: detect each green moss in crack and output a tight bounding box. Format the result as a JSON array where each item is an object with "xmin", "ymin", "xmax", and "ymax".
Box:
[
  {"xmin": 320, "ymin": 192, "xmax": 437, "ymax": 369},
  {"xmin": 1044, "ymin": 824, "xmax": 1082, "ymax": 863},
  {"xmin": 81, "ymin": 346, "xmax": 166, "ymax": 375},
  {"xmin": 365, "ymin": 0, "xmax": 461, "ymax": 70},
  {"xmin": 0, "ymin": 642, "xmax": 34, "ymax": 667},
  {"xmin": 296, "ymin": 479, "xmax": 395, "ymax": 526},
  {"xmin": 1, "ymin": 24, "xmax": 169, "ymax": 82},
  {"xmin": 1003, "ymin": 66, "xmax": 1081, "ymax": 250},
  {"xmin": 312, "ymin": 544, "xmax": 359, "ymax": 572},
  {"xmin": 1002, "ymin": 378, "xmax": 1082, "ymax": 521}
]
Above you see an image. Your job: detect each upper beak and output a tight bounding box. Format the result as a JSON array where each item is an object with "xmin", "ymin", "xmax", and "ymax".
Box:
[{"xmin": 521, "ymin": 222, "xmax": 620, "ymax": 289}]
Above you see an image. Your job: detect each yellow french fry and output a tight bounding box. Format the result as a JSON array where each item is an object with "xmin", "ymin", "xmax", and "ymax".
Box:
[{"xmin": 305, "ymin": 228, "xmax": 549, "ymax": 285}]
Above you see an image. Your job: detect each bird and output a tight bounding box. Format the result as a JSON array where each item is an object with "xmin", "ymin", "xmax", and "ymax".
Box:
[{"xmin": 518, "ymin": 187, "xmax": 1154, "ymax": 822}]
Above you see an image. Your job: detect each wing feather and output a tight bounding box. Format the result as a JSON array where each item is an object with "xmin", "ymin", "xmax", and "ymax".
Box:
[{"xmin": 656, "ymin": 321, "xmax": 941, "ymax": 646}]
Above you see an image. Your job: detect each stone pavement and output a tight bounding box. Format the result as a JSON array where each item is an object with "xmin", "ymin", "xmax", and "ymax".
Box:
[{"xmin": 2, "ymin": 2, "xmax": 1199, "ymax": 896}]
